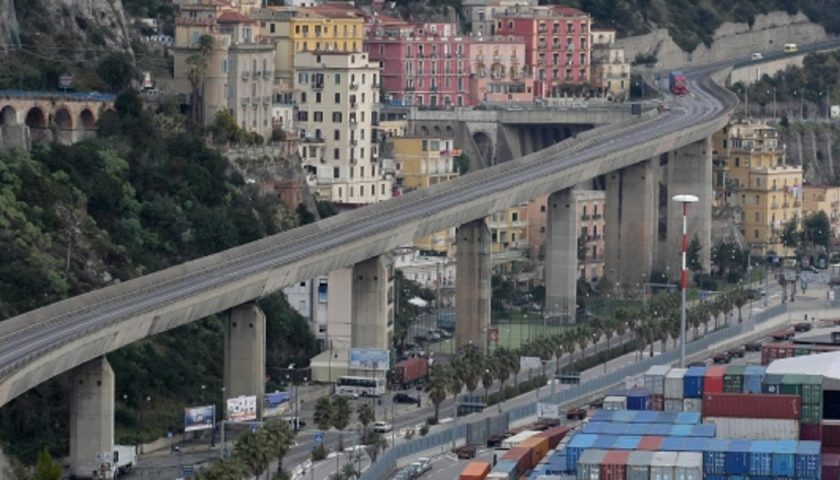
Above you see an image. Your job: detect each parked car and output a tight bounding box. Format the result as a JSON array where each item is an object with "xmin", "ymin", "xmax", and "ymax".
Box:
[
  {"xmin": 373, "ymin": 421, "xmax": 393, "ymax": 433},
  {"xmin": 413, "ymin": 458, "xmax": 432, "ymax": 475},
  {"xmin": 729, "ymin": 347, "xmax": 746, "ymax": 358},
  {"xmin": 794, "ymin": 322, "xmax": 813, "ymax": 332},
  {"xmin": 746, "ymin": 288, "xmax": 765, "ymax": 300},
  {"xmin": 772, "ymin": 328, "xmax": 795, "ymax": 341},
  {"xmin": 745, "ymin": 342, "xmax": 763, "ymax": 352},
  {"xmin": 751, "ymin": 52, "xmax": 764, "ymax": 60},
  {"xmin": 713, "ymin": 352, "xmax": 732, "ymax": 364},
  {"xmin": 393, "ymin": 393, "xmax": 420, "ymax": 404}
]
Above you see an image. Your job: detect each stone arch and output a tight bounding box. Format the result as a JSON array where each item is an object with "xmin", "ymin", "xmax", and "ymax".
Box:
[
  {"xmin": 54, "ymin": 107, "xmax": 74, "ymax": 145},
  {"xmin": 433, "ymin": 125, "xmax": 441, "ymax": 136},
  {"xmin": 473, "ymin": 130, "xmax": 494, "ymax": 167},
  {"xmin": 0, "ymin": 106, "xmax": 17, "ymax": 126},
  {"xmin": 80, "ymin": 108, "xmax": 96, "ymax": 129},
  {"xmin": 419, "ymin": 125, "xmax": 429, "ymax": 136},
  {"xmin": 445, "ymin": 125, "xmax": 454, "ymax": 137},
  {"xmin": 25, "ymin": 107, "xmax": 49, "ymax": 143}
]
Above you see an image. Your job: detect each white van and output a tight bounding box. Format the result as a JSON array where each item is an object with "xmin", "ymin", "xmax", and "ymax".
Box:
[
  {"xmin": 784, "ymin": 43, "xmax": 798, "ymax": 53},
  {"xmin": 751, "ymin": 52, "xmax": 764, "ymax": 60}
]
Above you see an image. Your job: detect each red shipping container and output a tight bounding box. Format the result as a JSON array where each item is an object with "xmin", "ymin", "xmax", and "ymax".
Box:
[
  {"xmin": 701, "ymin": 392, "xmax": 801, "ymax": 419},
  {"xmin": 393, "ymin": 357, "xmax": 428, "ymax": 386},
  {"xmin": 823, "ymin": 454, "xmax": 840, "ymax": 480},
  {"xmin": 703, "ymin": 366, "xmax": 726, "ymax": 393},
  {"xmin": 502, "ymin": 446, "xmax": 532, "ymax": 473},
  {"xmin": 637, "ymin": 436, "xmax": 663, "ymax": 451},
  {"xmin": 601, "ymin": 450, "xmax": 630, "ymax": 480},
  {"xmin": 825, "ymin": 447, "xmax": 840, "ymax": 455},
  {"xmin": 801, "ymin": 424, "xmax": 823, "ymax": 441},
  {"xmin": 650, "ymin": 394, "xmax": 664, "ymax": 411},
  {"xmin": 824, "ymin": 422, "xmax": 840, "ymax": 448},
  {"xmin": 536, "ymin": 425, "xmax": 572, "ymax": 449}
]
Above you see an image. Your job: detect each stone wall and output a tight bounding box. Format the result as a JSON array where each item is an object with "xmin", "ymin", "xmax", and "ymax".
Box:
[{"xmin": 619, "ymin": 12, "xmax": 828, "ymax": 70}]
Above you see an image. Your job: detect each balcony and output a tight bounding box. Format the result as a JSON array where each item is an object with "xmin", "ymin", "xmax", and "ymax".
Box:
[
  {"xmin": 349, "ymin": 120, "xmax": 357, "ymax": 128},
  {"xmin": 350, "ymin": 102, "xmax": 358, "ymax": 110},
  {"xmin": 350, "ymin": 139, "xmax": 358, "ymax": 146},
  {"xmin": 241, "ymin": 70, "xmax": 250, "ymax": 80},
  {"xmin": 593, "ymin": 213, "xmax": 602, "ymax": 220},
  {"xmin": 312, "ymin": 82, "xmax": 324, "ymax": 91},
  {"xmin": 350, "ymin": 82, "xmax": 358, "ymax": 91},
  {"xmin": 252, "ymin": 70, "xmax": 261, "ymax": 79}
]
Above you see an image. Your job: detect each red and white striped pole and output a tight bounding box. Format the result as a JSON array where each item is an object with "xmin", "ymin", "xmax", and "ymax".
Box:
[{"xmin": 673, "ymin": 194, "xmax": 698, "ymax": 368}]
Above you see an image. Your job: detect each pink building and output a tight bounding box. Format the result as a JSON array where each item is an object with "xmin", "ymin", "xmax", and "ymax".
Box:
[
  {"xmin": 494, "ymin": 6, "xmax": 591, "ymax": 98},
  {"xmin": 366, "ymin": 18, "xmax": 473, "ymax": 108},
  {"xmin": 468, "ymin": 36, "xmax": 533, "ymax": 104}
]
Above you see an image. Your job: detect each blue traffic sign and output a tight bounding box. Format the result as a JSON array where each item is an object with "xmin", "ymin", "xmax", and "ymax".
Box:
[{"xmin": 314, "ymin": 432, "xmax": 324, "ymax": 444}]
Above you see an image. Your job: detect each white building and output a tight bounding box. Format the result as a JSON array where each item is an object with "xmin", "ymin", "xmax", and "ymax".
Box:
[
  {"xmin": 294, "ymin": 51, "xmax": 392, "ymax": 205},
  {"xmin": 393, "ymin": 248, "xmax": 456, "ymax": 289}
]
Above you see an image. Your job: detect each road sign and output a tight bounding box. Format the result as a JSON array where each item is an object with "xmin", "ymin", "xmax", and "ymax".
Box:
[
  {"xmin": 182, "ymin": 465, "xmax": 195, "ymax": 478},
  {"xmin": 314, "ymin": 432, "xmax": 324, "ymax": 444},
  {"xmin": 59, "ymin": 74, "xmax": 73, "ymax": 90}
]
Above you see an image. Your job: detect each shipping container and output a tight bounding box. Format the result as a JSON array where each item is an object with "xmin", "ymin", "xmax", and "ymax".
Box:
[
  {"xmin": 749, "ymin": 440, "xmax": 775, "ymax": 476},
  {"xmin": 802, "ymin": 403, "xmax": 822, "ymax": 425},
  {"xmin": 604, "ymin": 424, "xmax": 628, "ymax": 436},
  {"xmin": 669, "ymin": 70, "xmax": 688, "ymax": 95},
  {"xmin": 693, "ymin": 424, "xmax": 716, "ymax": 438},
  {"xmin": 577, "ymin": 449, "xmax": 607, "ymax": 480},
  {"xmin": 538, "ymin": 426, "xmax": 572, "ymax": 450},
  {"xmin": 650, "ymin": 395, "xmax": 664, "ymax": 411},
  {"xmin": 486, "ymin": 473, "xmax": 513, "ymax": 480},
  {"xmin": 604, "ymin": 396, "xmax": 628, "ymax": 411},
  {"xmin": 593, "ymin": 436, "xmax": 618, "ymax": 450},
  {"xmin": 762, "ymin": 373, "xmax": 784, "ymax": 394},
  {"xmin": 649, "ymin": 424, "xmax": 673, "ymax": 436},
  {"xmin": 703, "ymin": 439, "xmax": 730, "ymax": 475},
  {"xmin": 601, "ymin": 450, "xmax": 630, "ymax": 480},
  {"xmin": 675, "ymin": 452, "xmax": 702, "ymax": 480},
  {"xmin": 519, "ymin": 436, "xmax": 551, "ymax": 467},
  {"xmin": 634, "ymin": 411, "xmax": 658, "ymax": 424},
  {"xmin": 726, "ymin": 440, "xmax": 752, "ymax": 475},
  {"xmin": 645, "ymin": 365, "xmax": 670, "ymax": 395},
  {"xmin": 723, "ymin": 365, "xmax": 746, "ymax": 393},
  {"xmin": 826, "ymin": 422, "xmax": 840, "ymax": 448},
  {"xmin": 665, "ymin": 369, "xmax": 687, "ymax": 400},
  {"xmin": 614, "ymin": 436, "xmax": 642, "ymax": 450},
  {"xmin": 744, "ymin": 365, "xmax": 766, "ymax": 393},
  {"xmin": 661, "ymin": 437, "xmax": 686, "ymax": 451},
  {"xmin": 502, "ymin": 430, "xmax": 541, "ymax": 449},
  {"xmin": 683, "ymin": 437, "xmax": 707, "ymax": 452},
  {"xmin": 638, "ymin": 436, "xmax": 663, "ymax": 451},
  {"xmin": 664, "ymin": 399, "xmax": 683, "ymax": 413},
  {"xmin": 650, "ymin": 451, "xmax": 679, "ymax": 480},
  {"xmin": 701, "ymin": 393, "xmax": 801, "ymax": 419},
  {"xmin": 683, "ymin": 367, "xmax": 706, "ymax": 398},
  {"xmin": 461, "ymin": 461, "xmax": 492, "ymax": 480},
  {"xmin": 625, "ymin": 424, "xmax": 651, "ymax": 436},
  {"xmin": 592, "ymin": 411, "xmax": 614, "ymax": 422},
  {"xmin": 780, "ymin": 374, "xmax": 804, "ymax": 396},
  {"xmin": 491, "ymin": 459, "xmax": 519, "ymax": 480},
  {"xmin": 674, "ymin": 412, "xmax": 701, "ymax": 425},
  {"xmin": 584, "ymin": 423, "xmax": 609, "ymax": 435},
  {"xmin": 801, "ymin": 375, "xmax": 823, "ymax": 405},
  {"xmin": 627, "ymin": 451, "xmax": 653, "ymax": 480},
  {"xmin": 682, "ymin": 399, "xmax": 702, "ymax": 413},
  {"xmin": 505, "ymin": 447, "xmax": 532, "ymax": 474},
  {"xmin": 772, "ymin": 440, "xmax": 797, "ymax": 477},
  {"xmin": 800, "ymin": 423, "xmax": 822, "ymax": 441},
  {"xmin": 613, "ymin": 410, "xmax": 637, "ymax": 423},
  {"xmin": 566, "ymin": 434, "xmax": 597, "ymax": 473},
  {"xmin": 392, "ymin": 357, "xmax": 429, "ymax": 388},
  {"xmin": 669, "ymin": 425, "xmax": 693, "ymax": 437},
  {"xmin": 703, "ymin": 366, "xmax": 726, "ymax": 394},
  {"xmin": 795, "ymin": 441, "xmax": 821, "ymax": 479},
  {"xmin": 703, "ymin": 417, "xmax": 799, "ymax": 440},
  {"xmin": 823, "ymin": 453, "xmax": 840, "ymax": 480}
]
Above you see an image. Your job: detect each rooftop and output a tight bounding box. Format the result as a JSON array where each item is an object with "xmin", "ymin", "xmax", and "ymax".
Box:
[
  {"xmin": 766, "ymin": 350, "xmax": 840, "ymax": 389},
  {"xmin": 217, "ymin": 10, "xmax": 256, "ymax": 24}
]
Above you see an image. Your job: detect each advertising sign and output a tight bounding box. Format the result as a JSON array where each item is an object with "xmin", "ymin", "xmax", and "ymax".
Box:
[
  {"xmin": 184, "ymin": 405, "xmax": 215, "ymax": 432},
  {"xmin": 263, "ymin": 391, "xmax": 290, "ymax": 418},
  {"xmin": 831, "ymin": 105, "xmax": 839, "ymax": 119},
  {"xmin": 537, "ymin": 403, "xmax": 561, "ymax": 419},
  {"xmin": 520, "ymin": 356, "xmax": 542, "ymax": 371},
  {"xmin": 226, "ymin": 395, "xmax": 257, "ymax": 422},
  {"xmin": 349, "ymin": 348, "xmax": 390, "ymax": 372}
]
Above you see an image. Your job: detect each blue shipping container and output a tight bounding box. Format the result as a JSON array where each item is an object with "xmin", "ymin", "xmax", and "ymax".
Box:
[
  {"xmin": 703, "ymin": 439, "xmax": 730, "ymax": 475},
  {"xmin": 692, "ymin": 424, "xmax": 716, "ymax": 437},
  {"xmin": 661, "ymin": 437, "xmax": 686, "ymax": 451},
  {"xmin": 744, "ymin": 365, "xmax": 766, "ymax": 393},
  {"xmin": 650, "ymin": 424, "xmax": 672, "ymax": 436},
  {"xmin": 626, "ymin": 388, "xmax": 651, "ymax": 410},
  {"xmin": 614, "ymin": 435, "xmax": 642, "ymax": 450},
  {"xmin": 675, "ymin": 412, "xmax": 701, "ymax": 425},
  {"xmin": 492, "ymin": 459, "xmax": 518, "ymax": 479},
  {"xmin": 593, "ymin": 435, "xmax": 618, "ymax": 449},
  {"xmin": 670, "ymin": 425, "xmax": 693, "ymax": 437},
  {"xmin": 727, "ymin": 440, "xmax": 752, "ymax": 475},
  {"xmin": 635, "ymin": 411, "xmax": 658, "ymax": 424},
  {"xmin": 772, "ymin": 440, "xmax": 796, "ymax": 477},
  {"xmin": 582, "ymin": 422, "xmax": 609, "ymax": 434},
  {"xmin": 613, "ymin": 410, "xmax": 637, "ymax": 423},
  {"xmin": 684, "ymin": 437, "xmax": 707, "ymax": 452},
  {"xmin": 684, "ymin": 366, "xmax": 706, "ymax": 398},
  {"xmin": 625, "ymin": 423, "xmax": 650, "ymax": 436},
  {"xmin": 749, "ymin": 440, "xmax": 775, "ymax": 476},
  {"xmin": 658, "ymin": 412, "xmax": 679, "ymax": 424},
  {"xmin": 795, "ymin": 441, "xmax": 821, "ymax": 479},
  {"xmin": 604, "ymin": 423, "xmax": 627, "ymax": 435},
  {"xmin": 565, "ymin": 434, "xmax": 596, "ymax": 473},
  {"xmin": 591, "ymin": 410, "xmax": 613, "ymax": 422}
]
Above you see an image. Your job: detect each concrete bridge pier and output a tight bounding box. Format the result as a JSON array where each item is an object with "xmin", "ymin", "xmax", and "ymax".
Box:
[
  {"xmin": 224, "ymin": 304, "xmax": 266, "ymax": 419},
  {"xmin": 544, "ymin": 189, "xmax": 578, "ymax": 324},
  {"xmin": 455, "ymin": 219, "xmax": 491, "ymax": 351},
  {"xmin": 351, "ymin": 256, "xmax": 392, "ymax": 349},
  {"xmin": 665, "ymin": 137, "xmax": 713, "ymax": 280},
  {"xmin": 604, "ymin": 160, "xmax": 657, "ymax": 294},
  {"xmin": 69, "ymin": 356, "xmax": 114, "ymax": 479}
]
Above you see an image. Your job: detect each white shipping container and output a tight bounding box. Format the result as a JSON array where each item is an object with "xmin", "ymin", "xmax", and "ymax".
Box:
[
  {"xmin": 501, "ymin": 430, "xmax": 540, "ymax": 449},
  {"xmin": 675, "ymin": 452, "xmax": 703, "ymax": 480},
  {"xmin": 664, "ymin": 368, "xmax": 687, "ymax": 400},
  {"xmin": 603, "ymin": 396, "xmax": 628, "ymax": 411},
  {"xmin": 577, "ymin": 449, "xmax": 608, "ymax": 480},
  {"xmin": 703, "ymin": 417, "xmax": 800, "ymax": 440},
  {"xmin": 644, "ymin": 365, "xmax": 670, "ymax": 395},
  {"xmin": 487, "ymin": 473, "xmax": 513, "ymax": 480},
  {"xmin": 682, "ymin": 398, "xmax": 702, "ymax": 413},
  {"xmin": 627, "ymin": 451, "xmax": 654, "ymax": 480},
  {"xmin": 664, "ymin": 399, "xmax": 684, "ymax": 412},
  {"xmin": 650, "ymin": 451, "xmax": 678, "ymax": 480}
]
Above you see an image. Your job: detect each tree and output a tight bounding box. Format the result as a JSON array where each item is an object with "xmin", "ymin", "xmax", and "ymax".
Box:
[
  {"xmin": 364, "ymin": 431, "xmax": 388, "ymax": 463},
  {"xmin": 186, "ymin": 34, "xmax": 215, "ymax": 122},
  {"xmin": 263, "ymin": 420, "xmax": 294, "ymax": 475},
  {"xmin": 687, "ymin": 234, "xmax": 703, "ymax": 273},
  {"xmin": 331, "ymin": 396, "xmax": 352, "ymax": 450},
  {"xmin": 209, "ymin": 110, "xmax": 243, "ymax": 144},
  {"xmin": 314, "ymin": 397, "xmax": 333, "ymax": 431},
  {"xmin": 234, "ymin": 430, "xmax": 271, "ymax": 480},
  {"xmin": 731, "ymin": 288, "xmax": 748, "ymax": 324},
  {"xmin": 32, "ymin": 448, "xmax": 61, "ymax": 480},
  {"xmin": 781, "ymin": 218, "xmax": 800, "ymax": 250},
  {"xmin": 426, "ymin": 362, "xmax": 450, "ymax": 421},
  {"xmin": 357, "ymin": 403, "xmax": 375, "ymax": 436},
  {"xmin": 804, "ymin": 211, "xmax": 831, "ymax": 249},
  {"xmin": 454, "ymin": 153, "xmax": 470, "ymax": 174},
  {"xmin": 481, "ymin": 361, "xmax": 494, "ymax": 402},
  {"xmin": 97, "ymin": 52, "xmax": 136, "ymax": 92},
  {"xmin": 193, "ymin": 458, "xmax": 247, "ymax": 480}
]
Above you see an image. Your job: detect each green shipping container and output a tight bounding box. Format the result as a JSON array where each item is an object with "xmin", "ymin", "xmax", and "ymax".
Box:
[
  {"xmin": 780, "ymin": 374, "xmax": 803, "ymax": 396},
  {"xmin": 724, "ymin": 365, "xmax": 746, "ymax": 393},
  {"xmin": 795, "ymin": 348, "xmax": 811, "ymax": 356},
  {"xmin": 801, "ymin": 403, "xmax": 822, "ymax": 425},
  {"xmin": 762, "ymin": 373, "xmax": 784, "ymax": 394},
  {"xmin": 801, "ymin": 375, "xmax": 823, "ymax": 405}
]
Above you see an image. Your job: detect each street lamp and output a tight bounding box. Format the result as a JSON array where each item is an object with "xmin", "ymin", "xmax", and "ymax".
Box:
[{"xmin": 672, "ymin": 194, "xmax": 699, "ymax": 368}]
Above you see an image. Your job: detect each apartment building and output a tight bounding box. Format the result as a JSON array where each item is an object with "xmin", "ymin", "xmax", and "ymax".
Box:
[
  {"xmin": 173, "ymin": 6, "xmax": 276, "ymax": 138},
  {"xmin": 494, "ymin": 6, "xmax": 592, "ymax": 98},
  {"xmin": 461, "ymin": 0, "xmax": 539, "ymax": 36},
  {"xmin": 366, "ymin": 18, "xmax": 472, "ymax": 107},
  {"xmin": 589, "ymin": 29, "xmax": 630, "ymax": 101},
  {"xmin": 294, "ymin": 51, "xmax": 392, "ymax": 205},
  {"xmin": 714, "ymin": 122, "xmax": 802, "ymax": 254},
  {"xmin": 803, "ymin": 185, "xmax": 840, "ymax": 236},
  {"xmin": 390, "ymin": 136, "xmax": 459, "ymax": 189},
  {"xmin": 468, "ymin": 36, "xmax": 533, "ymax": 104},
  {"xmin": 488, "ymin": 205, "xmax": 530, "ymax": 255}
]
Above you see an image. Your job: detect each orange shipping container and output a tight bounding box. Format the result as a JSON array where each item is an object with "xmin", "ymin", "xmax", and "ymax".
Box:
[
  {"xmin": 704, "ymin": 366, "xmax": 726, "ymax": 393},
  {"xmin": 502, "ymin": 446, "xmax": 532, "ymax": 473},
  {"xmin": 519, "ymin": 435, "xmax": 550, "ymax": 466},
  {"xmin": 536, "ymin": 425, "xmax": 572, "ymax": 449},
  {"xmin": 460, "ymin": 461, "xmax": 492, "ymax": 480}
]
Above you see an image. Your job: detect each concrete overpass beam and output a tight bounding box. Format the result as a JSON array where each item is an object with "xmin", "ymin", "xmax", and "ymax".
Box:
[
  {"xmin": 351, "ymin": 256, "xmax": 392, "ymax": 350},
  {"xmin": 666, "ymin": 137, "xmax": 713, "ymax": 281},
  {"xmin": 604, "ymin": 160, "xmax": 656, "ymax": 293},
  {"xmin": 224, "ymin": 303, "xmax": 266, "ymax": 419},
  {"xmin": 69, "ymin": 356, "xmax": 114, "ymax": 479},
  {"xmin": 545, "ymin": 189, "xmax": 578, "ymax": 324},
  {"xmin": 455, "ymin": 220, "xmax": 491, "ymax": 351}
]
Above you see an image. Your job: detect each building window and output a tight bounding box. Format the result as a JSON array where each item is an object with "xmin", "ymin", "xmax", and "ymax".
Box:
[
  {"xmin": 314, "ymin": 111, "xmax": 323, "ymax": 122},
  {"xmin": 332, "ymin": 112, "xmax": 342, "ymax": 122},
  {"xmin": 334, "ymin": 130, "xmax": 340, "ymax": 140},
  {"xmin": 335, "ymin": 93, "xmax": 341, "ymax": 103},
  {"xmin": 300, "ymin": 92, "xmax": 307, "ymax": 103},
  {"xmin": 334, "ymin": 148, "xmax": 340, "ymax": 159},
  {"xmin": 335, "ymin": 73, "xmax": 341, "ymax": 84},
  {"xmin": 316, "ymin": 92, "xmax": 322, "ymax": 103},
  {"xmin": 333, "ymin": 167, "xmax": 340, "ymax": 178},
  {"xmin": 755, "ymin": 212, "xmax": 760, "ymax": 222}
]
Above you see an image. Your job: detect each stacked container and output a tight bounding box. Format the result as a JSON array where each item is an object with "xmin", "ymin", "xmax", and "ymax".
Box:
[
  {"xmin": 823, "ymin": 453, "xmax": 840, "ymax": 480},
  {"xmin": 722, "ymin": 365, "xmax": 745, "ymax": 393},
  {"xmin": 702, "ymin": 438, "xmax": 729, "ymax": 476},
  {"xmin": 577, "ymin": 449, "xmax": 607, "ymax": 480},
  {"xmin": 650, "ymin": 451, "xmax": 679, "ymax": 480},
  {"xmin": 645, "ymin": 365, "xmax": 669, "ymax": 412},
  {"xmin": 674, "ymin": 452, "xmax": 702, "ymax": 480},
  {"xmin": 703, "ymin": 366, "xmax": 725, "ymax": 394},
  {"xmin": 701, "ymin": 392, "xmax": 801, "ymax": 440},
  {"xmin": 683, "ymin": 367, "xmax": 706, "ymax": 398},
  {"xmin": 743, "ymin": 365, "xmax": 766, "ymax": 393},
  {"xmin": 602, "ymin": 450, "xmax": 630, "ymax": 480},
  {"xmin": 627, "ymin": 451, "xmax": 653, "ymax": 480},
  {"xmin": 664, "ymin": 368, "xmax": 687, "ymax": 413},
  {"xmin": 487, "ymin": 459, "xmax": 517, "ymax": 480},
  {"xmin": 603, "ymin": 396, "xmax": 628, "ymax": 411}
]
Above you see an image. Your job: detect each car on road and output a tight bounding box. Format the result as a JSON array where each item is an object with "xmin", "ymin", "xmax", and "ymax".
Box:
[
  {"xmin": 746, "ymin": 288, "xmax": 765, "ymax": 300},
  {"xmin": 409, "ymin": 458, "xmax": 432, "ymax": 476},
  {"xmin": 713, "ymin": 352, "xmax": 732, "ymax": 364},
  {"xmin": 373, "ymin": 421, "xmax": 393, "ymax": 433},
  {"xmin": 794, "ymin": 322, "xmax": 813, "ymax": 332},
  {"xmin": 751, "ymin": 52, "xmax": 764, "ymax": 60},
  {"xmin": 393, "ymin": 471, "xmax": 411, "ymax": 480},
  {"xmin": 772, "ymin": 328, "xmax": 795, "ymax": 341},
  {"xmin": 729, "ymin": 347, "xmax": 746, "ymax": 358},
  {"xmin": 745, "ymin": 342, "xmax": 763, "ymax": 352},
  {"xmin": 393, "ymin": 393, "xmax": 420, "ymax": 404}
]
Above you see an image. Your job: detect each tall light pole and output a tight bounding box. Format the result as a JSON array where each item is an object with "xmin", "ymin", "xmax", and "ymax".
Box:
[{"xmin": 672, "ymin": 194, "xmax": 698, "ymax": 368}]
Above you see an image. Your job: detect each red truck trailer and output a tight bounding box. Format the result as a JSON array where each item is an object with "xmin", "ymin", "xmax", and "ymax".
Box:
[
  {"xmin": 392, "ymin": 357, "xmax": 429, "ymax": 388},
  {"xmin": 669, "ymin": 70, "xmax": 688, "ymax": 95}
]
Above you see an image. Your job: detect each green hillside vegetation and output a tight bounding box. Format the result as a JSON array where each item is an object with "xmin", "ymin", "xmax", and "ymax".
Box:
[
  {"xmin": 0, "ymin": 91, "xmax": 317, "ymax": 461},
  {"xmin": 737, "ymin": 50, "xmax": 840, "ymax": 109}
]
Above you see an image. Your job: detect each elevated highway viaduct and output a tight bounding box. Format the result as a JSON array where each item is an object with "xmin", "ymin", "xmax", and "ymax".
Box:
[{"xmin": 13, "ymin": 39, "xmax": 838, "ymax": 474}]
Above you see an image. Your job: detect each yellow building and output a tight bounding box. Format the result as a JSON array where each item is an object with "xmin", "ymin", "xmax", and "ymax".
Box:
[
  {"xmin": 714, "ymin": 122, "xmax": 802, "ymax": 254},
  {"xmin": 803, "ymin": 185, "xmax": 840, "ymax": 236},
  {"xmin": 488, "ymin": 205, "xmax": 530, "ymax": 255},
  {"xmin": 390, "ymin": 137, "xmax": 459, "ymax": 190}
]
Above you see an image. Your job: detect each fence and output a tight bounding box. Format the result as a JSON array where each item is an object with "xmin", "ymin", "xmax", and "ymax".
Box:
[{"xmin": 361, "ymin": 303, "xmax": 792, "ymax": 480}]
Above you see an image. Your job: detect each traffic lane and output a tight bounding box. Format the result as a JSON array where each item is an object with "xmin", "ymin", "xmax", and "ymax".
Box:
[{"xmin": 391, "ymin": 448, "xmax": 495, "ymax": 480}]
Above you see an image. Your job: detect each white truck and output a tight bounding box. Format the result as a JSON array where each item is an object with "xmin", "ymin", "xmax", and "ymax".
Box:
[{"xmin": 112, "ymin": 445, "xmax": 136, "ymax": 477}]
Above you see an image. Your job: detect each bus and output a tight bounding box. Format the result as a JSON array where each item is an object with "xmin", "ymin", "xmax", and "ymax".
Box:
[
  {"xmin": 784, "ymin": 43, "xmax": 798, "ymax": 53},
  {"xmin": 336, "ymin": 376, "xmax": 386, "ymax": 397}
]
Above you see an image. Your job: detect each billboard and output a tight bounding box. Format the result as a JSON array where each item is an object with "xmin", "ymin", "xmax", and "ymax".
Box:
[
  {"xmin": 520, "ymin": 356, "xmax": 542, "ymax": 371},
  {"xmin": 263, "ymin": 391, "xmax": 291, "ymax": 418},
  {"xmin": 226, "ymin": 395, "xmax": 257, "ymax": 422},
  {"xmin": 349, "ymin": 348, "xmax": 390, "ymax": 372},
  {"xmin": 537, "ymin": 403, "xmax": 561, "ymax": 419},
  {"xmin": 831, "ymin": 105, "xmax": 839, "ymax": 119},
  {"xmin": 184, "ymin": 405, "xmax": 215, "ymax": 432}
]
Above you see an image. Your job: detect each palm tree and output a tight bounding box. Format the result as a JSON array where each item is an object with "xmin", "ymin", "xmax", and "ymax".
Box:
[
  {"xmin": 457, "ymin": 345, "xmax": 482, "ymax": 396},
  {"xmin": 561, "ymin": 330, "xmax": 576, "ymax": 367},
  {"xmin": 332, "ymin": 396, "xmax": 352, "ymax": 450},
  {"xmin": 364, "ymin": 431, "xmax": 388, "ymax": 463},
  {"xmin": 357, "ymin": 403, "xmax": 375, "ymax": 437},
  {"xmin": 193, "ymin": 458, "xmax": 246, "ymax": 480},
  {"xmin": 233, "ymin": 430, "xmax": 270, "ymax": 480},
  {"xmin": 481, "ymin": 361, "xmax": 495, "ymax": 403},
  {"xmin": 262, "ymin": 420, "xmax": 294, "ymax": 476},
  {"xmin": 576, "ymin": 326, "xmax": 591, "ymax": 361},
  {"xmin": 492, "ymin": 347, "xmax": 512, "ymax": 404},
  {"xmin": 185, "ymin": 34, "xmax": 215, "ymax": 123},
  {"xmin": 314, "ymin": 397, "xmax": 333, "ymax": 431},
  {"xmin": 426, "ymin": 362, "xmax": 450, "ymax": 421},
  {"xmin": 341, "ymin": 462, "xmax": 358, "ymax": 480},
  {"xmin": 732, "ymin": 287, "xmax": 748, "ymax": 323}
]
